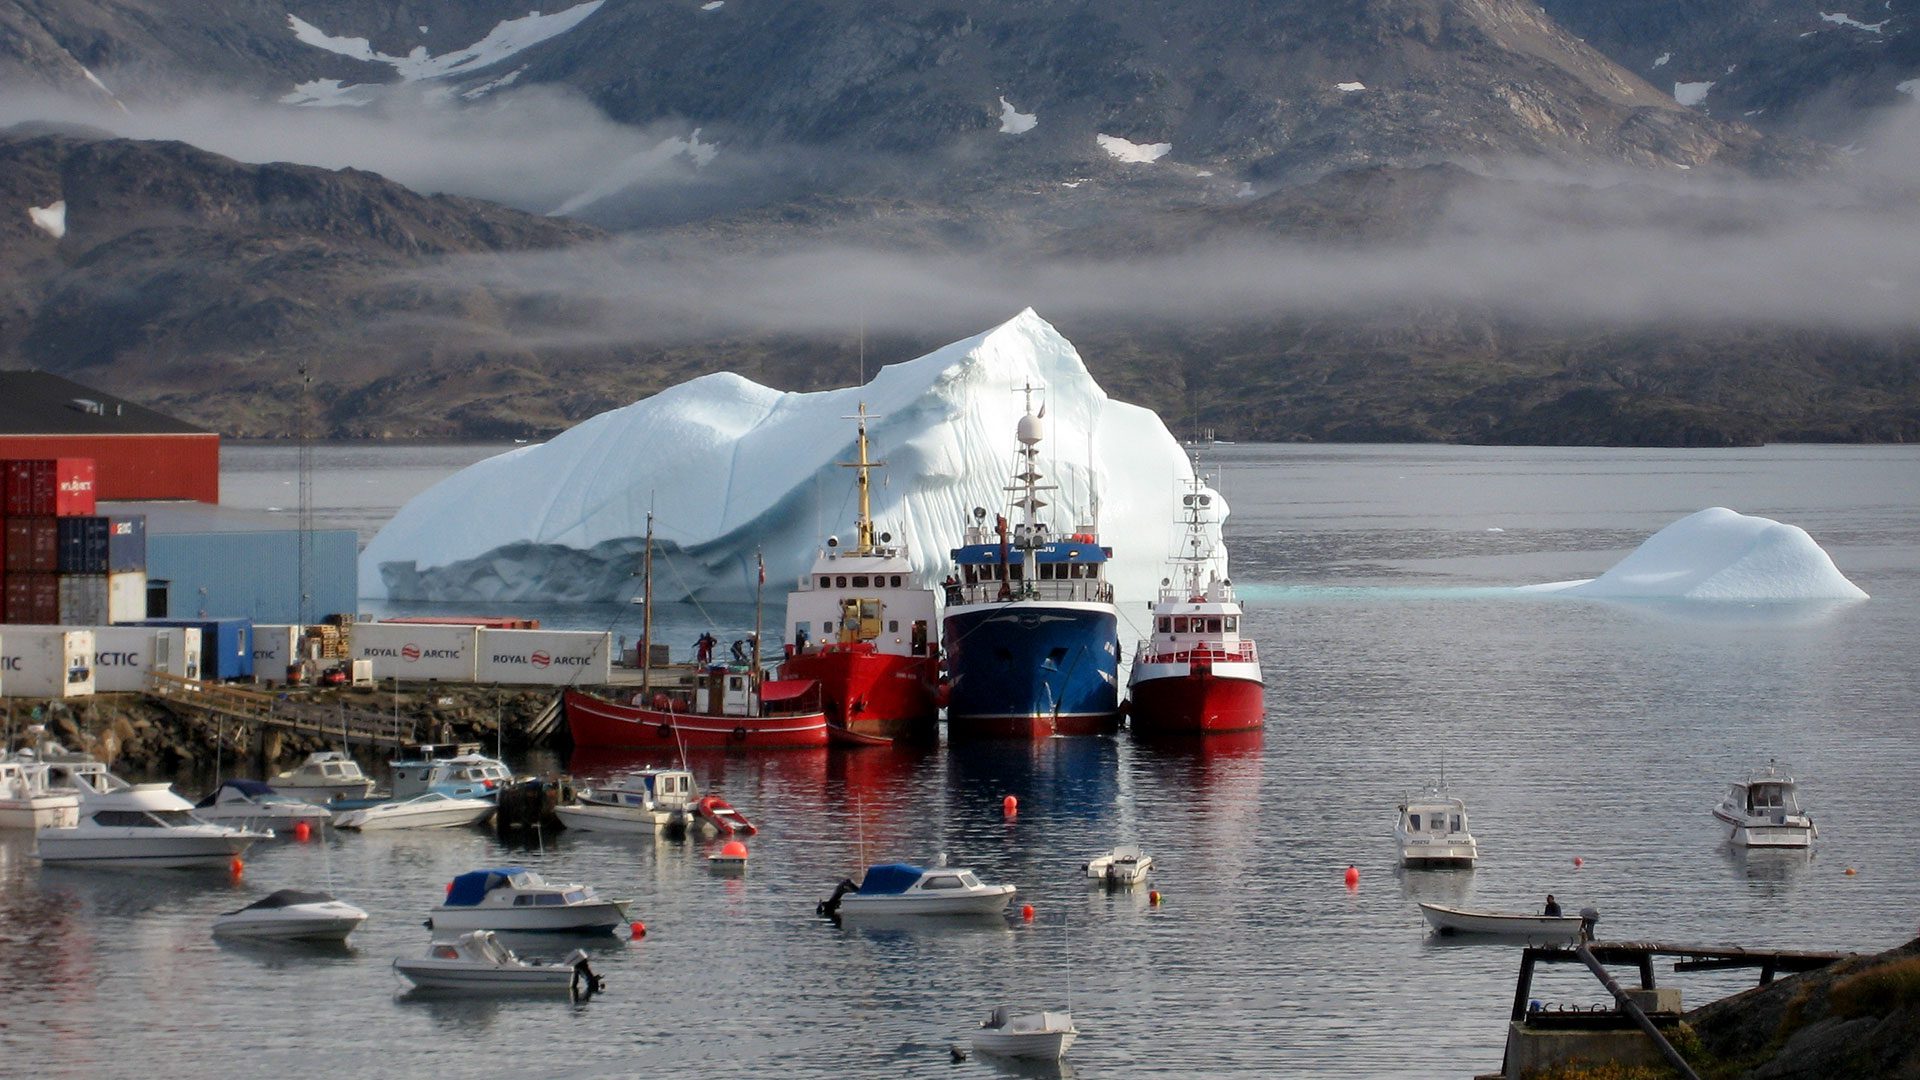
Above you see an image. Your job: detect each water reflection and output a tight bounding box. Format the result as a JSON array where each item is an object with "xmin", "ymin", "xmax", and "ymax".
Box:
[{"xmin": 1725, "ymin": 845, "xmax": 1812, "ymax": 895}]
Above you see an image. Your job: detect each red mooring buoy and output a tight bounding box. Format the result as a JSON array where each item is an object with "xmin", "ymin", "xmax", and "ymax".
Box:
[{"xmin": 1344, "ymin": 864, "xmax": 1360, "ymax": 889}]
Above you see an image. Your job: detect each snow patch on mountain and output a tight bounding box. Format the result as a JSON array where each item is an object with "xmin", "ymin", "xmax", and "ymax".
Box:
[
  {"xmin": 1653, "ymin": 52, "xmax": 1671, "ymax": 68},
  {"xmin": 1674, "ymin": 81, "xmax": 1714, "ymax": 106},
  {"xmin": 287, "ymin": 2, "xmax": 604, "ymax": 82},
  {"xmin": 1097, "ymin": 134, "xmax": 1171, "ymax": 163},
  {"xmin": 1898, "ymin": 79, "xmax": 1920, "ymax": 99},
  {"xmin": 360, "ymin": 310, "xmax": 1207, "ymax": 609},
  {"xmin": 280, "ymin": 79, "xmax": 381, "ymax": 107},
  {"xmin": 999, "ymin": 97, "xmax": 1038, "ymax": 134},
  {"xmin": 549, "ymin": 129, "xmax": 719, "ymax": 215},
  {"xmin": 1336, "ymin": 82, "xmax": 1366, "ymax": 92},
  {"xmin": 1819, "ymin": 11, "xmax": 1887, "ymax": 32},
  {"xmin": 27, "ymin": 200, "xmax": 66, "ymax": 239},
  {"xmin": 702, "ymin": 2, "xmax": 724, "ymax": 9},
  {"xmin": 462, "ymin": 69, "xmax": 524, "ymax": 99}
]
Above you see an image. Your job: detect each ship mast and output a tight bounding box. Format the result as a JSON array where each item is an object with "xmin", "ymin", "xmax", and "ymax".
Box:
[
  {"xmin": 841, "ymin": 403, "xmax": 885, "ymax": 555},
  {"xmin": 641, "ymin": 510, "xmax": 654, "ymax": 697}
]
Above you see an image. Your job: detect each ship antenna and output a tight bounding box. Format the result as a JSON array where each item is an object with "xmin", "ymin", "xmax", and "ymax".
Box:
[{"xmin": 840, "ymin": 403, "xmax": 886, "ymax": 555}]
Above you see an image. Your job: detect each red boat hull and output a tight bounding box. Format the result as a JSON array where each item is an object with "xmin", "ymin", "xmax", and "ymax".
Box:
[
  {"xmin": 777, "ymin": 646, "xmax": 940, "ymax": 743},
  {"xmin": 564, "ymin": 689, "xmax": 830, "ymax": 750},
  {"xmin": 1127, "ymin": 673, "xmax": 1265, "ymax": 735}
]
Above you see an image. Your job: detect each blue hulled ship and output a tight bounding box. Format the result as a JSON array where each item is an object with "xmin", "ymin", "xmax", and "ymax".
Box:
[{"xmin": 941, "ymin": 389, "xmax": 1121, "ymax": 738}]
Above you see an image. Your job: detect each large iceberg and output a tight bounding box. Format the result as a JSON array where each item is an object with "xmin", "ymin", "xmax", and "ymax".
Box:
[
  {"xmin": 1540, "ymin": 507, "xmax": 1868, "ymax": 601},
  {"xmin": 361, "ymin": 309, "xmax": 1214, "ymax": 606}
]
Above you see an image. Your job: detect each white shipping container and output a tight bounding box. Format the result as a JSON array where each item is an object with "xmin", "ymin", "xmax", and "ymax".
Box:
[
  {"xmin": 57, "ymin": 575, "xmax": 109, "ymax": 626},
  {"xmin": 108, "ymin": 570, "xmax": 147, "ymax": 623},
  {"xmin": 351, "ymin": 622, "xmax": 480, "ymax": 682},
  {"xmin": 91, "ymin": 626, "xmax": 197, "ymax": 692},
  {"xmin": 252, "ymin": 624, "xmax": 301, "ymax": 685},
  {"xmin": 475, "ymin": 629, "xmax": 611, "ymax": 686},
  {"xmin": 1, "ymin": 626, "xmax": 96, "ymax": 698}
]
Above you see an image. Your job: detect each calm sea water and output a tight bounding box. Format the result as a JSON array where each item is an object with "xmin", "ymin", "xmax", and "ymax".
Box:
[{"xmin": 5, "ymin": 443, "xmax": 1918, "ymax": 1079}]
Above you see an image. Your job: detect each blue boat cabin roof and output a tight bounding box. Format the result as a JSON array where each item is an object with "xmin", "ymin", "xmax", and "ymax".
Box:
[{"xmin": 858, "ymin": 862, "xmax": 927, "ymax": 894}]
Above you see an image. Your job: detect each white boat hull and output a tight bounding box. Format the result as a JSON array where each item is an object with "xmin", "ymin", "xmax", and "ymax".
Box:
[
  {"xmin": 429, "ymin": 901, "xmax": 631, "ymax": 935},
  {"xmin": 1419, "ymin": 902, "xmax": 1584, "ymax": 941},
  {"xmin": 973, "ymin": 1010, "xmax": 1078, "ymax": 1060},
  {"xmin": 394, "ymin": 958, "xmax": 584, "ymax": 991},
  {"xmin": 553, "ymin": 802, "xmax": 667, "ymax": 834},
  {"xmin": 332, "ymin": 799, "xmax": 494, "ymax": 831},
  {"xmin": 1400, "ymin": 841, "xmax": 1478, "ymax": 868},
  {"xmin": 838, "ymin": 887, "xmax": 1015, "ymax": 917},
  {"xmin": 213, "ymin": 906, "xmax": 368, "ymax": 942},
  {"xmin": 0, "ymin": 798, "xmax": 80, "ymax": 831},
  {"xmin": 1713, "ymin": 807, "xmax": 1815, "ymax": 848},
  {"xmin": 36, "ymin": 829, "xmax": 259, "ymax": 869}
]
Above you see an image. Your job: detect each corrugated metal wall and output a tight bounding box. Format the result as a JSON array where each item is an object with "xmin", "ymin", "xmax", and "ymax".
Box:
[{"xmin": 147, "ymin": 529, "xmax": 358, "ymax": 623}]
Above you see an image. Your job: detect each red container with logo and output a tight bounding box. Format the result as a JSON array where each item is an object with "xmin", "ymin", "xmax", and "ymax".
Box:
[
  {"xmin": 4, "ymin": 571, "xmax": 60, "ymax": 624},
  {"xmin": 4, "ymin": 458, "xmax": 97, "ymax": 517},
  {"xmin": 4, "ymin": 517, "xmax": 58, "ymax": 573}
]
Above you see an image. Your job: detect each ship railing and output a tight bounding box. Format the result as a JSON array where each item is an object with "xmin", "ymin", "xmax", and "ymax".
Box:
[
  {"xmin": 950, "ymin": 580, "xmax": 1114, "ymax": 606},
  {"xmin": 1133, "ymin": 642, "xmax": 1259, "ymax": 665}
]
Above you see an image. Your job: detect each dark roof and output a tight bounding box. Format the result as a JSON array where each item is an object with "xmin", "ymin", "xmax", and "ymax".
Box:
[{"xmin": 0, "ymin": 371, "xmax": 210, "ymax": 436}]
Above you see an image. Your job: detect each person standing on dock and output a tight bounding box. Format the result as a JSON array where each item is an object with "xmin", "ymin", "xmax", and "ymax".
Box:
[{"xmin": 1543, "ymin": 894, "xmax": 1561, "ymax": 917}]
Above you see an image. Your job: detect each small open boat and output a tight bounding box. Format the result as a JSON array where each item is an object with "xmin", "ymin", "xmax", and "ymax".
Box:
[
  {"xmin": 331, "ymin": 792, "xmax": 495, "ymax": 831},
  {"xmin": 194, "ymin": 780, "xmax": 334, "ymax": 833},
  {"xmin": 1418, "ymin": 902, "xmax": 1591, "ymax": 942},
  {"xmin": 213, "ymin": 889, "xmax": 368, "ymax": 941},
  {"xmin": 393, "ymin": 930, "xmax": 602, "ymax": 995},
  {"xmin": 1083, "ymin": 844, "xmax": 1153, "ymax": 886},
  {"xmin": 972, "ymin": 1005, "xmax": 1079, "ymax": 1060}
]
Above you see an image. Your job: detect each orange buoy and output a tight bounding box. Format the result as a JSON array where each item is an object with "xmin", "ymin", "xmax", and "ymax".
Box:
[
  {"xmin": 1149, "ymin": 890, "xmax": 1162, "ymax": 906},
  {"xmin": 1343, "ymin": 864, "xmax": 1359, "ymax": 889},
  {"xmin": 229, "ymin": 857, "xmax": 244, "ymax": 877},
  {"xmin": 721, "ymin": 840, "xmax": 749, "ymax": 859},
  {"xmin": 1021, "ymin": 904, "xmax": 1035, "ymax": 921},
  {"xmin": 292, "ymin": 821, "xmax": 312, "ymax": 842},
  {"xmin": 1002, "ymin": 795, "xmax": 1018, "ymax": 816},
  {"xmin": 1573, "ymin": 856, "xmax": 1584, "ymax": 867},
  {"xmin": 1845, "ymin": 867, "xmax": 1858, "ymax": 876},
  {"xmin": 446, "ymin": 880, "xmax": 454, "ymax": 895},
  {"xmin": 630, "ymin": 921, "xmax": 647, "ymax": 938}
]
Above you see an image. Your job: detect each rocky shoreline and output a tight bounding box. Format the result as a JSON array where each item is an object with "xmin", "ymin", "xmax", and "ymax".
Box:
[{"xmin": 4, "ymin": 683, "xmax": 567, "ymax": 784}]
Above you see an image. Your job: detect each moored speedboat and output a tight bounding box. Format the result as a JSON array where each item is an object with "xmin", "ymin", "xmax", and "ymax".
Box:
[
  {"xmin": 389, "ymin": 744, "xmax": 512, "ymax": 801},
  {"xmin": 270, "ymin": 751, "xmax": 374, "ymax": 804},
  {"xmin": 778, "ymin": 404, "xmax": 942, "ymax": 744},
  {"xmin": 1396, "ymin": 784, "xmax": 1478, "ymax": 869},
  {"xmin": 554, "ymin": 767, "xmax": 699, "ymax": 834},
  {"xmin": 428, "ymin": 867, "xmax": 632, "ymax": 934},
  {"xmin": 972, "ymin": 1006, "xmax": 1079, "ymax": 1061},
  {"xmin": 394, "ymin": 930, "xmax": 602, "ymax": 995},
  {"xmin": 34, "ymin": 769, "xmax": 268, "ymax": 869},
  {"xmin": 212, "ymin": 889, "xmax": 368, "ymax": 941},
  {"xmin": 818, "ymin": 862, "xmax": 1017, "ymax": 918},
  {"xmin": 1126, "ymin": 463, "xmax": 1263, "ymax": 735},
  {"xmin": 194, "ymin": 780, "xmax": 333, "ymax": 833},
  {"xmin": 1713, "ymin": 761, "xmax": 1817, "ymax": 848},
  {"xmin": 0, "ymin": 752, "xmax": 79, "ymax": 830},
  {"xmin": 942, "ymin": 387, "xmax": 1121, "ymax": 739},
  {"xmin": 331, "ymin": 792, "xmax": 495, "ymax": 831},
  {"xmin": 1083, "ymin": 844, "xmax": 1153, "ymax": 886}
]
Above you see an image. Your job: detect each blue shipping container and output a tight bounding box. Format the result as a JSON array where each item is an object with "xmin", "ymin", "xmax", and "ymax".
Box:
[
  {"xmin": 143, "ymin": 617, "xmax": 254, "ymax": 680},
  {"xmin": 107, "ymin": 514, "xmax": 147, "ymax": 573},
  {"xmin": 56, "ymin": 516, "xmax": 110, "ymax": 574}
]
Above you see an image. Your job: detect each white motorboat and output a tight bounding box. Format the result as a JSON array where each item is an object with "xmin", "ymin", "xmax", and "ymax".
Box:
[
  {"xmin": 428, "ymin": 867, "xmax": 632, "ymax": 934},
  {"xmin": 393, "ymin": 930, "xmax": 602, "ymax": 995},
  {"xmin": 389, "ymin": 744, "xmax": 513, "ymax": 801},
  {"xmin": 1418, "ymin": 902, "xmax": 1590, "ymax": 942},
  {"xmin": 554, "ymin": 768, "xmax": 698, "ymax": 834},
  {"xmin": 194, "ymin": 780, "xmax": 334, "ymax": 832},
  {"xmin": 331, "ymin": 792, "xmax": 495, "ymax": 831},
  {"xmin": 819, "ymin": 862, "xmax": 1016, "ymax": 919},
  {"xmin": 1083, "ymin": 845, "xmax": 1153, "ymax": 886},
  {"xmin": 35, "ymin": 782, "xmax": 268, "ymax": 869},
  {"xmin": 1396, "ymin": 784, "xmax": 1478, "ymax": 868},
  {"xmin": 1713, "ymin": 761, "xmax": 1817, "ymax": 848},
  {"xmin": 972, "ymin": 1006, "xmax": 1079, "ymax": 1060},
  {"xmin": 271, "ymin": 751, "xmax": 375, "ymax": 804},
  {"xmin": 213, "ymin": 889, "xmax": 369, "ymax": 941},
  {"xmin": 0, "ymin": 752, "xmax": 79, "ymax": 830}
]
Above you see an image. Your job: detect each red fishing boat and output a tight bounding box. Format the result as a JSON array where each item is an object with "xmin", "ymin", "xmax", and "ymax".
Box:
[
  {"xmin": 563, "ymin": 669, "xmax": 829, "ymax": 750},
  {"xmin": 1126, "ymin": 464, "xmax": 1264, "ymax": 734},
  {"xmin": 777, "ymin": 404, "xmax": 941, "ymax": 744}
]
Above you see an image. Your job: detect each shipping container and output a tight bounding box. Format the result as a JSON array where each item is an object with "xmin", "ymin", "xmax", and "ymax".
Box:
[
  {"xmin": 4, "ymin": 458, "xmax": 97, "ymax": 517},
  {"xmin": 379, "ymin": 615, "xmax": 542, "ymax": 630},
  {"xmin": 56, "ymin": 516, "xmax": 110, "ymax": 574},
  {"xmin": 4, "ymin": 572, "xmax": 58, "ymax": 625},
  {"xmin": 106, "ymin": 514, "xmax": 146, "ymax": 573},
  {"xmin": 252, "ymin": 623, "xmax": 301, "ymax": 685},
  {"xmin": 90, "ymin": 626, "xmax": 199, "ymax": 692},
  {"xmin": 57, "ymin": 574, "xmax": 108, "ymax": 625},
  {"xmin": 350, "ymin": 622, "xmax": 480, "ymax": 682},
  {"xmin": 475, "ymin": 629, "xmax": 611, "ymax": 686},
  {"xmin": 0, "ymin": 626, "xmax": 95, "ymax": 697},
  {"xmin": 142, "ymin": 617, "xmax": 251, "ymax": 680},
  {"xmin": 108, "ymin": 571, "xmax": 146, "ymax": 623},
  {"xmin": 4, "ymin": 517, "xmax": 58, "ymax": 573}
]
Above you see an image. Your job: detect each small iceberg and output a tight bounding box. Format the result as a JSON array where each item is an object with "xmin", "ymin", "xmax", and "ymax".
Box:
[{"xmin": 1537, "ymin": 507, "xmax": 1867, "ymax": 601}]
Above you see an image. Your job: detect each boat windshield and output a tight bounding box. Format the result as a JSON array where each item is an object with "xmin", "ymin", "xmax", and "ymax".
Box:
[
  {"xmin": 920, "ymin": 875, "xmax": 965, "ymax": 890},
  {"xmin": 957, "ymin": 872, "xmax": 981, "ymax": 888}
]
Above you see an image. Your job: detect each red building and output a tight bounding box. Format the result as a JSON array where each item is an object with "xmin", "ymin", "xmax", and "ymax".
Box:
[{"xmin": 0, "ymin": 372, "xmax": 219, "ymax": 503}]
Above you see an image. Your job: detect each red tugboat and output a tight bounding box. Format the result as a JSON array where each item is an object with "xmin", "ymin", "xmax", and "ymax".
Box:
[
  {"xmin": 1125, "ymin": 465, "xmax": 1264, "ymax": 734},
  {"xmin": 777, "ymin": 404, "xmax": 941, "ymax": 744}
]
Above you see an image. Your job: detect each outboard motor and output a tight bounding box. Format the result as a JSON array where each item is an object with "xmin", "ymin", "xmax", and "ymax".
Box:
[
  {"xmin": 571, "ymin": 960, "xmax": 604, "ymax": 998},
  {"xmin": 1579, "ymin": 906, "xmax": 1600, "ymax": 942},
  {"xmin": 817, "ymin": 878, "xmax": 860, "ymax": 920}
]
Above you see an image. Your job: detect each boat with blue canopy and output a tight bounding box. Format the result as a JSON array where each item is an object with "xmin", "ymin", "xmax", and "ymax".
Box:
[
  {"xmin": 429, "ymin": 866, "xmax": 632, "ymax": 934},
  {"xmin": 818, "ymin": 861, "xmax": 1016, "ymax": 918}
]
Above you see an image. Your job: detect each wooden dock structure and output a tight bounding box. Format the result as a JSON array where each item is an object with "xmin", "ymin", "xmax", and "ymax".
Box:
[{"xmin": 143, "ymin": 671, "xmax": 415, "ymax": 749}]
